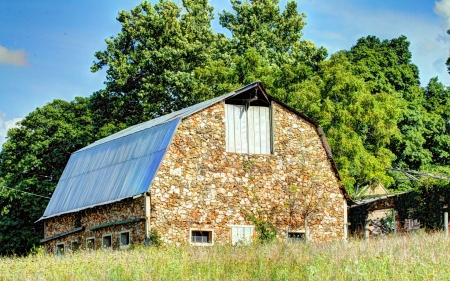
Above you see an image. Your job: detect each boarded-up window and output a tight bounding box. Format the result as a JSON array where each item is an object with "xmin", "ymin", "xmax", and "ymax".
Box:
[
  {"xmin": 226, "ymin": 104, "xmax": 271, "ymax": 154},
  {"xmin": 231, "ymin": 226, "xmax": 254, "ymax": 245}
]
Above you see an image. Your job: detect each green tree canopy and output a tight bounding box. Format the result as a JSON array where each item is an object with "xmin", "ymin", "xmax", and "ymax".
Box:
[
  {"xmin": 90, "ymin": 0, "xmax": 219, "ymax": 137},
  {"xmin": 0, "ymin": 98, "xmax": 93, "ymax": 255}
]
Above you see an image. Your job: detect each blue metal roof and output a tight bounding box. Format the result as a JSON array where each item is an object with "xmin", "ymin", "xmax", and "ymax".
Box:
[
  {"xmin": 39, "ymin": 82, "xmax": 267, "ymax": 220},
  {"xmin": 40, "ymin": 118, "xmax": 180, "ymax": 220}
]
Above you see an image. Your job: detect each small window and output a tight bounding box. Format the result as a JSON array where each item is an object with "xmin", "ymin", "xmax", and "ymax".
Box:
[
  {"xmin": 102, "ymin": 234, "xmax": 112, "ymax": 250},
  {"xmin": 288, "ymin": 232, "xmax": 305, "ymax": 243},
  {"xmin": 86, "ymin": 237, "xmax": 95, "ymax": 251},
  {"xmin": 56, "ymin": 243, "xmax": 65, "ymax": 256},
  {"xmin": 231, "ymin": 226, "xmax": 254, "ymax": 245},
  {"xmin": 120, "ymin": 231, "xmax": 130, "ymax": 249},
  {"xmin": 190, "ymin": 229, "xmax": 213, "ymax": 246},
  {"xmin": 71, "ymin": 241, "xmax": 81, "ymax": 252}
]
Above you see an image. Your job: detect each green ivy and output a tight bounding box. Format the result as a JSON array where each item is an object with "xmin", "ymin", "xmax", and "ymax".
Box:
[{"xmin": 248, "ymin": 215, "xmax": 277, "ymax": 244}]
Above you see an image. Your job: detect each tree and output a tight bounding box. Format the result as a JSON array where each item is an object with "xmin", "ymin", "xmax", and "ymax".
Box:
[
  {"xmin": 284, "ymin": 35, "xmax": 446, "ymax": 193},
  {"xmin": 0, "ymin": 98, "xmax": 94, "ymax": 255},
  {"xmin": 214, "ymin": 0, "xmax": 327, "ymax": 103},
  {"xmin": 446, "ymin": 29, "xmax": 450, "ymax": 75},
  {"xmin": 286, "ymin": 50, "xmax": 404, "ymax": 191},
  {"xmin": 90, "ymin": 0, "xmax": 220, "ymax": 137},
  {"xmin": 423, "ymin": 77, "xmax": 450, "ymax": 166}
]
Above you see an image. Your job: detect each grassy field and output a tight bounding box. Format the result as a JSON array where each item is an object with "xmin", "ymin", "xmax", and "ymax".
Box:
[{"xmin": 1, "ymin": 232, "xmax": 450, "ymax": 280}]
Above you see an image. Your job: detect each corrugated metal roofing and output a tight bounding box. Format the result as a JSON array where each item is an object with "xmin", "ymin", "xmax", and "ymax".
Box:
[
  {"xmin": 39, "ymin": 81, "xmax": 353, "ymax": 220},
  {"xmin": 78, "ymin": 91, "xmax": 238, "ymax": 153},
  {"xmin": 40, "ymin": 118, "xmax": 180, "ymax": 220},
  {"xmin": 39, "ymin": 83, "xmax": 257, "ymax": 221}
]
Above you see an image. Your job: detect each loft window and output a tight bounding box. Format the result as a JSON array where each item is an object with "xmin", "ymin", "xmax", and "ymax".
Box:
[
  {"xmin": 225, "ymin": 87, "xmax": 272, "ymax": 155},
  {"xmin": 231, "ymin": 226, "xmax": 254, "ymax": 245},
  {"xmin": 226, "ymin": 105, "xmax": 272, "ymax": 154}
]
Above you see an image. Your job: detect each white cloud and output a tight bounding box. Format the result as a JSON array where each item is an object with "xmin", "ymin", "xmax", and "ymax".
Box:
[
  {"xmin": 0, "ymin": 111, "xmax": 22, "ymax": 149},
  {"xmin": 435, "ymin": 0, "xmax": 450, "ymax": 28},
  {"xmin": 0, "ymin": 45, "xmax": 28, "ymax": 66}
]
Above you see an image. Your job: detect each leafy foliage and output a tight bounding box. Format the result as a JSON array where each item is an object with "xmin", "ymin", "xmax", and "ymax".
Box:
[
  {"xmin": 395, "ymin": 180, "xmax": 450, "ymax": 230},
  {"xmin": 0, "ymin": 98, "xmax": 94, "ymax": 255},
  {"xmin": 90, "ymin": 0, "xmax": 219, "ymax": 137},
  {"xmin": 247, "ymin": 214, "xmax": 277, "ymax": 244},
  {"xmin": 148, "ymin": 229, "xmax": 162, "ymax": 247},
  {"xmin": 1, "ymin": 0, "xmax": 450, "ymax": 255}
]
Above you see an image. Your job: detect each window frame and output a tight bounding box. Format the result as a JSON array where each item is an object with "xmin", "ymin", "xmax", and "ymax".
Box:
[
  {"xmin": 230, "ymin": 225, "xmax": 254, "ymax": 245},
  {"xmin": 102, "ymin": 234, "xmax": 113, "ymax": 250},
  {"xmin": 190, "ymin": 228, "xmax": 214, "ymax": 246},
  {"xmin": 56, "ymin": 243, "xmax": 65, "ymax": 256},
  {"xmin": 287, "ymin": 231, "xmax": 306, "ymax": 243},
  {"xmin": 86, "ymin": 237, "xmax": 95, "ymax": 251},
  {"xmin": 120, "ymin": 230, "xmax": 131, "ymax": 249},
  {"xmin": 71, "ymin": 240, "xmax": 81, "ymax": 252}
]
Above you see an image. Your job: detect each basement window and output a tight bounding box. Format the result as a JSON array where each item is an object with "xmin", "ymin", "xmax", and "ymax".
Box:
[
  {"xmin": 71, "ymin": 241, "xmax": 81, "ymax": 252},
  {"xmin": 56, "ymin": 243, "xmax": 65, "ymax": 256},
  {"xmin": 190, "ymin": 229, "xmax": 213, "ymax": 246},
  {"xmin": 102, "ymin": 234, "xmax": 112, "ymax": 250},
  {"xmin": 120, "ymin": 231, "xmax": 130, "ymax": 249},
  {"xmin": 86, "ymin": 237, "xmax": 95, "ymax": 251},
  {"xmin": 288, "ymin": 231, "xmax": 305, "ymax": 243}
]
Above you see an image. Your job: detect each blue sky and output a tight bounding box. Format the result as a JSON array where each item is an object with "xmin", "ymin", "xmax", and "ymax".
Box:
[{"xmin": 1, "ymin": 0, "xmax": 450, "ymax": 147}]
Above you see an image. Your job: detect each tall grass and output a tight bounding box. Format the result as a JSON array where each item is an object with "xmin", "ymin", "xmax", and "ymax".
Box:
[{"xmin": 1, "ymin": 232, "xmax": 450, "ymax": 280}]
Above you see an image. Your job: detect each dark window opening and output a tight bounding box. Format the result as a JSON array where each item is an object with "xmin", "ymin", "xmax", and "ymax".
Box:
[
  {"xmin": 56, "ymin": 244, "xmax": 65, "ymax": 256},
  {"xmin": 120, "ymin": 232, "xmax": 130, "ymax": 247},
  {"xmin": 191, "ymin": 230, "xmax": 212, "ymax": 244},
  {"xmin": 288, "ymin": 232, "xmax": 305, "ymax": 243},
  {"xmin": 102, "ymin": 235, "xmax": 112, "ymax": 249}
]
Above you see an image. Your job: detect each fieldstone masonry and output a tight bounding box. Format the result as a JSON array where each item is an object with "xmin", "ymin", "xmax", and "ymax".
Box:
[
  {"xmin": 44, "ymin": 197, "xmax": 145, "ymax": 253},
  {"xmin": 42, "ymin": 99, "xmax": 346, "ymax": 252},
  {"xmin": 150, "ymin": 101, "xmax": 345, "ymax": 244}
]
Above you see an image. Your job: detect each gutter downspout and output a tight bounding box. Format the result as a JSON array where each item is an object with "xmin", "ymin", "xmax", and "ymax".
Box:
[
  {"xmin": 145, "ymin": 192, "xmax": 151, "ymax": 246},
  {"xmin": 343, "ymin": 199, "xmax": 348, "ymax": 241}
]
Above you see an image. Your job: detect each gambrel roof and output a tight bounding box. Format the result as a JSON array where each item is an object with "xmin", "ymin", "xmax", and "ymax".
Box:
[{"xmin": 39, "ymin": 82, "xmax": 351, "ymax": 221}]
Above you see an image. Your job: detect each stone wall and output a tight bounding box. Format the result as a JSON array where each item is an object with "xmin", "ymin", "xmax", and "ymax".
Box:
[
  {"xmin": 150, "ymin": 101, "xmax": 346, "ymax": 245},
  {"xmin": 43, "ymin": 99, "xmax": 347, "ymax": 251},
  {"xmin": 44, "ymin": 197, "xmax": 145, "ymax": 253}
]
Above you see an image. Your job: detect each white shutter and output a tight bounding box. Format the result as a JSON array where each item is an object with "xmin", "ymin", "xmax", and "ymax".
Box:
[
  {"xmin": 231, "ymin": 226, "xmax": 254, "ymax": 245},
  {"xmin": 248, "ymin": 106, "xmax": 270, "ymax": 154},
  {"xmin": 226, "ymin": 104, "xmax": 271, "ymax": 154},
  {"xmin": 226, "ymin": 104, "xmax": 247, "ymax": 153}
]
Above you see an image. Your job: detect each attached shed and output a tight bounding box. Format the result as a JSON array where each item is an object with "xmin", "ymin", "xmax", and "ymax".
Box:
[{"xmin": 39, "ymin": 82, "xmax": 351, "ymax": 252}]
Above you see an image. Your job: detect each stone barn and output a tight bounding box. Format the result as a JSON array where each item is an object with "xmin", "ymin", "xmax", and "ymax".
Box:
[{"xmin": 39, "ymin": 82, "xmax": 351, "ymax": 253}]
